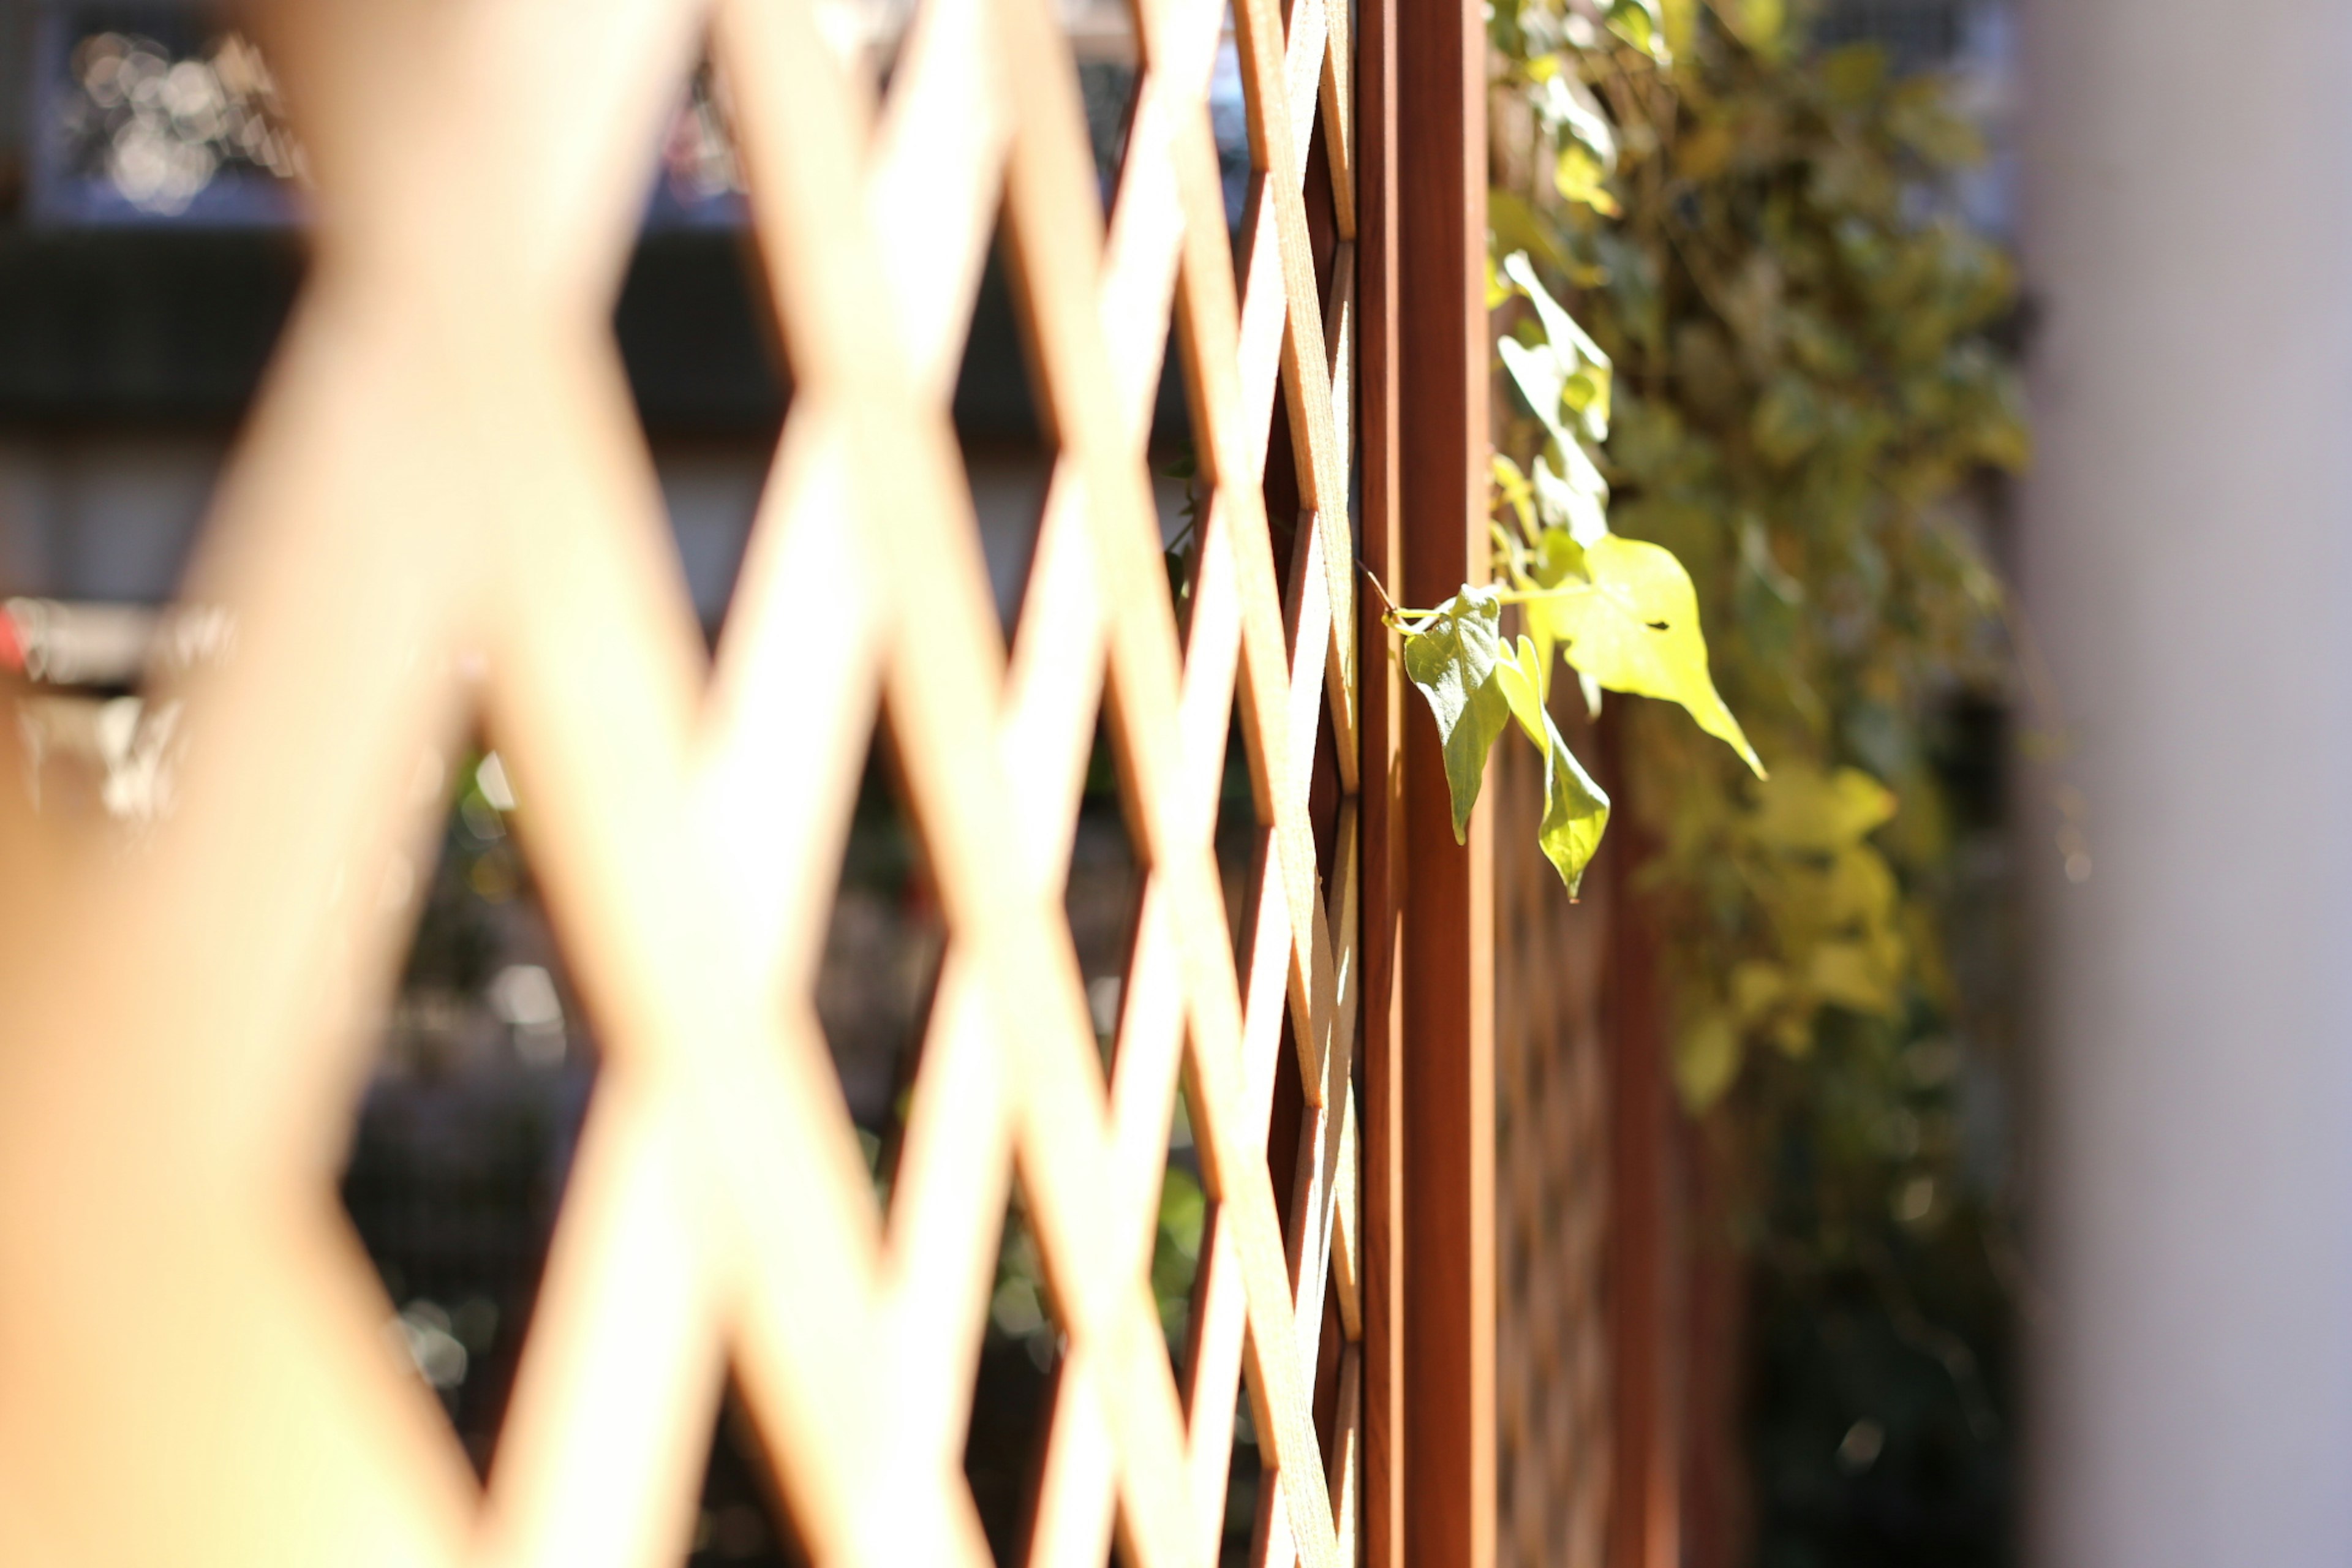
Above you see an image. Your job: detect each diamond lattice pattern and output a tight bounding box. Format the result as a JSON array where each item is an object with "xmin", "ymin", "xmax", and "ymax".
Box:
[{"xmin": 0, "ymin": 0, "xmax": 1362, "ymax": 1564}]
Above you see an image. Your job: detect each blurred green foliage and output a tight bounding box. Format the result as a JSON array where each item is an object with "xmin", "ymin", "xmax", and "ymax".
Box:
[{"xmin": 1487, "ymin": 2, "xmax": 2028, "ymax": 1559}]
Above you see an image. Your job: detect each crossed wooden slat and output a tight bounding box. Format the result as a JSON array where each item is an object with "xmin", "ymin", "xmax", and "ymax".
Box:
[{"xmin": 0, "ymin": 0, "xmax": 1362, "ymax": 1564}]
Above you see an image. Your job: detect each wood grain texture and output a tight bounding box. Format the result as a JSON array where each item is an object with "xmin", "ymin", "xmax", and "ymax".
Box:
[
  {"xmin": 0, "ymin": 0, "xmax": 1374, "ymax": 1564},
  {"xmin": 1394, "ymin": 0, "xmax": 1494, "ymax": 1561}
]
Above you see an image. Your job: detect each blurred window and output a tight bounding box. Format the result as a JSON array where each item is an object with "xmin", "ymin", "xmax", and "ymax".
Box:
[{"xmin": 23, "ymin": 1, "xmax": 1250, "ymax": 230}]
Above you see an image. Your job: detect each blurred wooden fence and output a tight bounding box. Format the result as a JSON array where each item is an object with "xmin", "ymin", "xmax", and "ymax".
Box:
[{"xmin": 0, "ymin": 0, "xmax": 1408, "ymax": 1560}]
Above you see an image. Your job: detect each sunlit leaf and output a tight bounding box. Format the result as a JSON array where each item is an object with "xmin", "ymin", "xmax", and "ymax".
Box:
[
  {"xmin": 1496, "ymin": 636, "xmax": 1611, "ymax": 894},
  {"xmin": 1824, "ymin": 842, "xmax": 1900, "ymax": 924},
  {"xmin": 1808, "ymin": 938, "xmax": 1901, "ymax": 1017},
  {"xmin": 1660, "ymin": 0, "xmax": 1695, "ymax": 59},
  {"xmin": 1499, "ymin": 334, "xmax": 1565, "ymax": 438},
  {"xmin": 1820, "ymin": 42, "xmax": 1887, "ymax": 105},
  {"xmin": 1676, "ymin": 1009, "xmax": 1743, "ymax": 1110},
  {"xmin": 1493, "ymin": 453, "xmax": 1537, "ymax": 542},
  {"xmin": 1533, "ymin": 70, "xmax": 1616, "ymax": 168},
  {"xmin": 1730, "ymin": 958, "xmax": 1787, "ymax": 1024},
  {"xmin": 1722, "ymin": 0, "xmax": 1785, "ymax": 56},
  {"xmin": 1400, "ymin": 588, "xmax": 1510, "ymax": 843},
  {"xmin": 1606, "ymin": 0, "xmax": 1668, "ymax": 59},
  {"xmin": 1532, "ymin": 533, "xmax": 1764, "ymax": 775},
  {"xmin": 1556, "ymin": 143, "xmax": 1621, "ymax": 215},
  {"xmin": 1747, "ymin": 765, "xmax": 1896, "ymax": 853},
  {"xmin": 1519, "ymin": 526, "xmax": 1587, "ymax": 674},
  {"xmin": 1502, "ymin": 251, "xmax": 1612, "ymax": 440},
  {"xmin": 1533, "ymin": 448, "xmax": 1610, "ymax": 545}
]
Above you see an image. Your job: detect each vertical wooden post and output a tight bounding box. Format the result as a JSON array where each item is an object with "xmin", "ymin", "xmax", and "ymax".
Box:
[
  {"xmin": 1355, "ymin": 0, "xmax": 1406, "ymax": 1557},
  {"xmin": 1393, "ymin": 0, "xmax": 1493, "ymax": 1560},
  {"xmin": 1605, "ymin": 802, "xmax": 1681, "ymax": 1568}
]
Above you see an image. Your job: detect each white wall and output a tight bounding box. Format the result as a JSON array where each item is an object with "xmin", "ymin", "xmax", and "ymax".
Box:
[{"xmin": 2020, "ymin": 1, "xmax": 2352, "ymax": 1562}]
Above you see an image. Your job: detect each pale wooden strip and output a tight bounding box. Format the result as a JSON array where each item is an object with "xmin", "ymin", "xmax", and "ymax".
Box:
[
  {"xmin": 484, "ymin": 415, "xmax": 924, "ymax": 1568},
  {"xmin": 1026, "ymin": 1344, "xmax": 1123, "ymax": 1568},
  {"xmin": 1251, "ymin": 1466, "xmax": 1302, "ymax": 1568},
  {"xmin": 252, "ymin": 0, "xmax": 702, "ymax": 317},
  {"xmin": 1226, "ymin": 0, "xmax": 1348, "ymax": 522},
  {"xmin": 451, "ymin": 255, "xmax": 923, "ymax": 1567},
  {"xmin": 867, "ymin": 0, "xmax": 1019, "ymax": 399},
  {"xmin": 0, "ymin": 247, "xmax": 555, "ymax": 1568},
  {"xmin": 477, "ymin": 1074, "xmax": 724, "ymax": 1568},
  {"xmin": 1317, "ymin": 252, "xmax": 1359, "ymax": 794},
  {"xmin": 1329, "ymin": 1351, "xmax": 1362, "ymax": 1559},
  {"xmin": 1167, "ymin": 118, "xmax": 1335, "ymax": 1134},
  {"xmin": 1177, "ymin": 866, "xmax": 1340, "ymax": 1568},
  {"xmin": 1331, "ymin": 1098, "xmax": 1363, "ymax": 1340},
  {"xmin": 1233, "ymin": 197, "xmax": 1292, "ymax": 480},
  {"xmin": 1317, "ymin": 0, "xmax": 1357, "ymax": 239},
  {"xmin": 1283, "ymin": 0, "xmax": 1329, "ymax": 176},
  {"xmin": 1283, "ymin": 807, "xmax": 1361, "ymax": 1385},
  {"xmin": 729, "ymin": 13, "xmax": 1207, "ymax": 1568},
  {"xmin": 875, "ymin": 972, "xmax": 1019, "ymax": 1491},
  {"xmin": 703, "ymin": 417, "xmax": 888, "ymax": 997},
  {"xmin": 984, "ymin": 8, "xmax": 1349, "ymax": 1565},
  {"xmin": 1278, "ymin": 500, "xmax": 1343, "ymax": 1106}
]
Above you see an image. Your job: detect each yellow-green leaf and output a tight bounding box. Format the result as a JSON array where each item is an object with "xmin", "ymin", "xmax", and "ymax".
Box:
[
  {"xmin": 1660, "ymin": 0, "xmax": 1696, "ymax": 59},
  {"xmin": 1532, "ymin": 447, "xmax": 1609, "ymax": 545},
  {"xmin": 1607, "ymin": 0, "xmax": 1668, "ymax": 60},
  {"xmin": 1556, "ymin": 143, "xmax": 1621, "ymax": 216},
  {"xmin": 1400, "ymin": 588, "xmax": 1510, "ymax": 843},
  {"xmin": 1501, "ymin": 251, "xmax": 1612, "ymax": 442},
  {"xmin": 1492, "ymin": 453, "xmax": 1537, "ymax": 542},
  {"xmin": 1532, "ymin": 533, "xmax": 1764, "ymax": 776},
  {"xmin": 1729, "ymin": 958, "xmax": 1787, "ymax": 1024},
  {"xmin": 1676, "ymin": 1009, "xmax": 1743, "ymax": 1110},
  {"xmin": 1808, "ymin": 938, "xmax": 1902, "ymax": 1017},
  {"xmin": 1496, "ymin": 636, "xmax": 1611, "ymax": 895},
  {"xmin": 1517, "ymin": 527, "xmax": 1585, "ymax": 674},
  {"xmin": 1723, "ymin": 0, "xmax": 1785, "ymax": 56},
  {"xmin": 1747, "ymin": 764, "xmax": 1896, "ymax": 853},
  {"xmin": 1531, "ymin": 70, "xmax": 1616, "ymax": 170}
]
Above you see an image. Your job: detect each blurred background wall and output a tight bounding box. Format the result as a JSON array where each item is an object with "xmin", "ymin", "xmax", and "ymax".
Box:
[{"xmin": 2019, "ymin": 0, "xmax": 2352, "ymax": 1562}]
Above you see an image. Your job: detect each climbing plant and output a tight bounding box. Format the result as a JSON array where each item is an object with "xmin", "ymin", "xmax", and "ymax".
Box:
[
  {"xmin": 1447, "ymin": 0, "xmax": 2026, "ymax": 1108},
  {"xmin": 1390, "ymin": 237, "xmax": 1761, "ymax": 899},
  {"xmin": 1461, "ymin": 0, "xmax": 2033, "ymax": 1556}
]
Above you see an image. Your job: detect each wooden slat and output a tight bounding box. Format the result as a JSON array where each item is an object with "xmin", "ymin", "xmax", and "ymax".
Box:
[
  {"xmin": 1394, "ymin": 0, "xmax": 1495, "ymax": 1566},
  {"xmin": 1353, "ymin": 0, "xmax": 1406, "ymax": 1555},
  {"xmin": 0, "ymin": 0, "xmax": 1384, "ymax": 1564}
]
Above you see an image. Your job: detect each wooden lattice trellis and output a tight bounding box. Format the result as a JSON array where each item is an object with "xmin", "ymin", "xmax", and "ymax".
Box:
[
  {"xmin": 0, "ymin": 0, "xmax": 1369, "ymax": 1560},
  {"xmin": 1491, "ymin": 725, "xmax": 1613, "ymax": 1568}
]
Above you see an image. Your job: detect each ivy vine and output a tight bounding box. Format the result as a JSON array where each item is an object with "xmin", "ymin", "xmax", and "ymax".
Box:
[
  {"xmin": 1466, "ymin": 2, "xmax": 2035, "ymax": 1544},
  {"xmin": 1405, "ymin": 0, "xmax": 2027, "ymax": 1129}
]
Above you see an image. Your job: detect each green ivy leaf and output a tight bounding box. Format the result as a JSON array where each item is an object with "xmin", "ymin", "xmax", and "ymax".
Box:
[
  {"xmin": 1496, "ymin": 635, "xmax": 1611, "ymax": 895},
  {"xmin": 1517, "ymin": 526, "xmax": 1587, "ymax": 677},
  {"xmin": 1556, "ymin": 143, "xmax": 1621, "ymax": 215},
  {"xmin": 1659, "ymin": 0, "xmax": 1695, "ymax": 59},
  {"xmin": 1724, "ymin": 0, "xmax": 1786, "ymax": 57},
  {"xmin": 1676, "ymin": 1009, "xmax": 1743, "ymax": 1110},
  {"xmin": 1533, "ymin": 445, "xmax": 1610, "ymax": 544},
  {"xmin": 1747, "ymin": 764, "xmax": 1897, "ymax": 853},
  {"xmin": 1532, "ymin": 69, "xmax": 1617, "ymax": 170},
  {"xmin": 1501, "ymin": 251, "xmax": 1612, "ymax": 441},
  {"xmin": 1532, "ymin": 534, "xmax": 1765, "ymax": 776},
  {"xmin": 1493, "ymin": 453, "xmax": 1537, "ymax": 541},
  {"xmin": 1605, "ymin": 0, "xmax": 1668, "ymax": 60},
  {"xmin": 1400, "ymin": 588, "xmax": 1510, "ymax": 843}
]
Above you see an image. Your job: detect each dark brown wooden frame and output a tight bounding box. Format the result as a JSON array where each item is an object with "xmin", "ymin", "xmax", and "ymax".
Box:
[{"xmin": 1358, "ymin": 0, "xmax": 1494, "ymax": 1559}]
